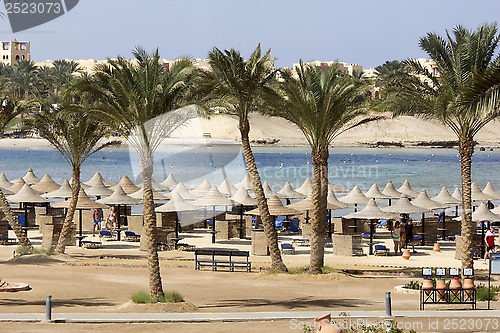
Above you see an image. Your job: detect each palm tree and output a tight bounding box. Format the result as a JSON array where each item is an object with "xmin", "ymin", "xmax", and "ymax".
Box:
[
  {"xmin": 29, "ymin": 102, "xmax": 119, "ymax": 253},
  {"xmin": 197, "ymin": 45, "xmax": 287, "ymax": 271},
  {"xmin": 266, "ymin": 62, "xmax": 373, "ymax": 273},
  {"xmin": 0, "ymin": 98, "xmax": 34, "ymax": 250},
  {"xmin": 377, "ymin": 23, "xmax": 500, "ymax": 269},
  {"xmin": 77, "ymin": 47, "xmax": 198, "ymax": 300}
]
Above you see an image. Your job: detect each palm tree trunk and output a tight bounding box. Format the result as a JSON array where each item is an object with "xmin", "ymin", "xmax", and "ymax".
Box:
[
  {"xmin": 458, "ymin": 138, "xmax": 474, "ymax": 269},
  {"xmin": 55, "ymin": 166, "xmax": 81, "ymax": 254},
  {"xmin": 141, "ymin": 153, "xmax": 164, "ymax": 301},
  {"xmin": 0, "ymin": 189, "xmax": 32, "ymax": 250},
  {"xmin": 239, "ymin": 118, "xmax": 287, "ymax": 271},
  {"xmin": 310, "ymin": 148, "xmax": 328, "ymax": 273}
]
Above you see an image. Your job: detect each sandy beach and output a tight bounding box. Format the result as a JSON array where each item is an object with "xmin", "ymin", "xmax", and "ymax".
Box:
[
  {"xmin": 2, "ymin": 114, "xmax": 500, "ymax": 149},
  {"xmin": 1, "ymin": 228, "xmax": 499, "ymax": 332}
]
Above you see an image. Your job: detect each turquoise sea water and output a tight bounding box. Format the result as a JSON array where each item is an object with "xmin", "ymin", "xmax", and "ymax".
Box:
[{"xmin": 1, "ymin": 144, "xmax": 499, "ymax": 198}]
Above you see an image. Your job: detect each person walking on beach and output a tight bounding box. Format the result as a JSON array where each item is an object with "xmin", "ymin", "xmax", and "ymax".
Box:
[
  {"xmin": 484, "ymin": 227, "xmax": 496, "ymax": 262},
  {"xmin": 391, "ymin": 221, "xmax": 401, "ymax": 255},
  {"xmin": 92, "ymin": 208, "xmax": 102, "ymax": 236},
  {"xmin": 405, "ymin": 220, "xmax": 416, "ymax": 253},
  {"xmin": 106, "ymin": 207, "xmax": 116, "ymax": 233}
]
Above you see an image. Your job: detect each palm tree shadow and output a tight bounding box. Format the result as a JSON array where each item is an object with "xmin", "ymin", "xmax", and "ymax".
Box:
[
  {"xmin": 0, "ymin": 297, "xmax": 115, "ymax": 308},
  {"xmin": 198, "ymin": 297, "xmax": 373, "ymax": 310}
]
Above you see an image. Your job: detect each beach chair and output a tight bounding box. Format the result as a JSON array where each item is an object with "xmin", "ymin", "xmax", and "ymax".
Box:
[
  {"xmin": 280, "ymin": 243, "xmax": 295, "ymax": 255},
  {"xmin": 124, "ymin": 230, "xmax": 140, "ymax": 242},
  {"xmin": 362, "ymin": 232, "xmax": 372, "ymax": 239},
  {"xmin": 376, "ymin": 219, "xmax": 387, "ymax": 228},
  {"xmin": 447, "ymin": 231, "xmax": 461, "ymax": 241},
  {"xmin": 99, "ymin": 230, "xmax": 116, "ymax": 240},
  {"xmin": 374, "ymin": 244, "xmax": 389, "ymax": 256},
  {"xmin": 282, "ymin": 218, "xmax": 300, "ymax": 234},
  {"xmin": 275, "ymin": 215, "xmax": 285, "ymax": 229}
]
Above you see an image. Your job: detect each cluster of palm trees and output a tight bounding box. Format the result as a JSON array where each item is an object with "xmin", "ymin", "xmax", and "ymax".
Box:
[{"xmin": 0, "ymin": 23, "xmax": 499, "ymax": 300}]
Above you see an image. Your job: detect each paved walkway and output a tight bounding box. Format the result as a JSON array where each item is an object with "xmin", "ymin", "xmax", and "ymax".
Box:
[{"xmin": 1, "ymin": 310, "xmax": 499, "ymax": 323}]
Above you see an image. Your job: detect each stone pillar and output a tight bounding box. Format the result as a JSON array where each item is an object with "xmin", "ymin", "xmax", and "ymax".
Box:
[
  {"xmin": 331, "ymin": 234, "xmax": 363, "ymax": 256},
  {"xmin": 251, "ymin": 229, "xmax": 269, "ymax": 256}
]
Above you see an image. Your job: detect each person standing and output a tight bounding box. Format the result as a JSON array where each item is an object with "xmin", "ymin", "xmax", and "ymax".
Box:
[
  {"xmin": 405, "ymin": 220, "xmax": 416, "ymax": 253},
  {"xmin": 106, "ymin": 207, "xmax": 116, "ymax": 233},
  {"xmin": 484, "ymin": 227, "xmax": 496, "ymax": 262},
  {"xmin": 391, "ymin": 221, "xmax": 401, "ymax": 255},
  {"xmin": 92, "ymin": 208, "xmax": 102, "ymax": 236}
]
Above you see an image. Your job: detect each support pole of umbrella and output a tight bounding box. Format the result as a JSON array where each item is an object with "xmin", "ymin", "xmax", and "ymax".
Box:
[
  {"xmin": 420, "ymin": 213, "xmax": 425, "ymax": 246},
  {"xmin": 327, "ymin": 209, "xmax": 332, "ymax": 240},
  {"xmin": 481, "ymin": 221, "xmax": 486, "ymax": 258},
  {"xmin": 212, "ymin": 206, "xmax": 216, "ymax": 244},
  {"xmin": 369, "ymin": 219, "xmax": 375, "ymax": 255},
  {"xmin": 441, "ymin": 209, "xmax": 446, "ymax": 240},
  {"xmin": 239, "ymin": 204, "xmax": 244, "ymax": 239},
  {"xmin": 115, "ymin": 204, "xmax": 121, "ymax": 241},
  {"xmin": 78, "ymin": 209, "xmax": 83, "ymax": 247}
]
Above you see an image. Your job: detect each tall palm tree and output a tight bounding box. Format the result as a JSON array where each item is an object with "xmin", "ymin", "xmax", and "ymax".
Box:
[
  {"xmin": 266, "ymin": 62, "xmax": 373, "ymax": 273},
  {"xmin": 377, "ymin": 23, "xmax": 500, "ymax": 269},
  {"xmin": 29, "ymin": 102, "xmax": 119, "ymax": 253},
  {"xmin": 0, "ymin": 98, "xmax": 34, "ymax": 250},
  {"xmin": 77, "ymin": 47, "xmax": 198, "ymax": 300},
  {"xmin": 197, "ymin": 45, "xmax": 287, "ymax": 271}
]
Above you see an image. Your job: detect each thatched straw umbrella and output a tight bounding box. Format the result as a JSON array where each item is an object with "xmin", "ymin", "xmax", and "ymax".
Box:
[
  {"xmin": 110, "ymin": 175, "xmax": 140, "ymax": 194},
  {"xmin": 381, "ymin": 180, "xmax": 402, "ymax": 205},
  {"xmin": 22, "ymin": 168, "xmax": 40, "ymax": 185},
  {"xmin": 218, "ymin": 179, "xmax": 238, "ymax": 197},
  {"xmin": 235, "ymin": 174, "xmax": 253, "ymax": 190},
  {"xmin": 278, "ymin": 181, "xmax": 305, "ymax": 205},
  {"xmin": 160, "ymin": 174, "xmax": 178, "ymax": 191},
  {"xmin": 31, "ymin": 174, "xmax": 60, "ymax": 194},
  {"xmin": 297, "ymin": 178, "xmax": 312, "ymax": 196},
  {"xmin": 84, "ymin": 172, "xmax": 115, "ymax": 187},
  {"xmin": 85, "ymin": 178, "xmax": 113, "ymax": 199},
  {"xmin": 156, "ymin": 192, "xmax": 201, "ymax": 242},
  {"xmin": 45, "ymin": 179, "xmax": 73, "ymax": 199},
  {"xmin": 231, "ymin": 187, "xmax": 257, "ymax": 238},
  {"xmin": 191, "ymin": 179, "xmax": 212, "ymax": 197},
  {"xmin": 339, "ymin": 186, "xmax": 370, "ymax": 212},
  {"xmin": 398, "ymin": 180, "xmax": 419, "ymax": 198}
]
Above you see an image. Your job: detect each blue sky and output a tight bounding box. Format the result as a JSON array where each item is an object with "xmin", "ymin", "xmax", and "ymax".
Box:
[{"xmin": 2, "ymin": 0, "xmax": 500, "ymax": 69}]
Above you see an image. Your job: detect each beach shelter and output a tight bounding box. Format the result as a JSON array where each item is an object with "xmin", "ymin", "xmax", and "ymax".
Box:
[
  {"xmin": 451, "ymin": 188, "xmax": 462, "ymax": 201},
  {"xmin": 31, "ymin": 174, "xmax": 60, "ymax": 194},
  {"xmin": 97, "ymin": 185, "xmax": 142, "ymax": 240},
  {"xmin": 156, "ymin": 192, "xmax": 201, "ymax": 241},
  {"xmin": 413, "ymin": 189, "xmax": 450, "ymax": 239},
  {"xmin": 193, "ymin": 186, "xmax": 234, "ymax": 243},
  {"xmin": 454, "ymin": 202, "xmax": 500, "ymax": 258},
  {"xmin": 110, "ymin": 176, "xmax": 140, "ymax": 194},
  {"xmin": 85, "ymin": 178, "xmax": 114, "ymax": 199},
  {"xmin": 22, "ymin": 168, "xmax": 40, "ymax": 185},
  {"xmin": 236, "ymin": 174, "xmax": 253, "ymax": 191},
  {"xmin": 245, "ymin": 194, "xmax": 299, "ymax": 217},
  {"xmin": 7, "ymin": 183, "xmax": 50, "ymax": 227},
  {"xmin": 297, "ymin": 178, "xmax": 313, "ymax": 196},
  {"xmin": 338, "ymin": 186, "xmax": 370, "ymax": 211},
  {"xmin": 263, "ymin": 181, "xmax": 282, "ymax": 199},
  {"xmin": 54, "ymin": 188, "xmax": 108, "ymax": 246},
  {"xmin": 329, "ymin": 183, "xmax": 348, "ymax": 193},
  {"xmin": 8, "ymin": 178, "xmax": 30, "ymax": 194},
  {"xmin": 45, "ymin": 179, "xmax": 73, "ymax": 199},
  {"xmin": 218, "ymin": 179, "xmax": 238, "ymax": 197},
  {"xmin": 136, "ymin": 181, "xmax": 166, "ymax": 192},
  {"xmin": 278, "ymin": 181, "xmax": 305, "ymax": 204},
  {"xmin": 364, "ymin": 184, "xmax": 391, "ymax": 200},
  {"xmin": 168, "ymin": 182, "xmax": 196, "ymax": 200},
  {"xmin": 160, "ymin": 174, "xmax": 178, "ymax": 191},
  {"xmin": 231, "ymin": 187, "xmax": 257, "ymax": 238},
  {"xmin": 398, "ymin": 180, "xmax": 419, "ymax": 198},
  {"xmin": 483, "ymin": 182, "xmax": 500, "ymax": 200},
  {"xmin": 326, "ymin": 189, "xmax": 350, "ymax": 237},
  {"xmin": 344, "ymin": 199, "xmax": 396, "ymax": 255},
  {"xmin": 381, "ymin": 180, "xmax": 402, "ymax": 205},
  {"xmin": 191, "ymin": 179, "xmax": 212, "ymax": 197},
  {"xmin": 433, "ymin": 186, "xmax": 461, "ymax": 218},
  {"xmin": 0, "ymin": 173, "xmax": 13, "ymax": 189},
  {"xmin": 130, "ymin": 187, "xmax": 169, "ymax": 201},
  {"xmin": 84, "ymin": 172, "xmax": 115, "ymax": 188},
  {"xmin": 471, "ymin": 182, "xmax": 495, "ymax": 202}
]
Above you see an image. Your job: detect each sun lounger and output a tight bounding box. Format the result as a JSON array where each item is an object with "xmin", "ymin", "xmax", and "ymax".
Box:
[
  {"xmin": 124, "ymin": 230, "xmax": 140, "ymax": 242},
  {"xmin": 99, "ymin": 230, "xmax": 117, "ymax": 240},
  {"xmin": 176, "ymin": 243, "xmax": 195, "ymax": 251},
  {"xmin": 280, "ymin": 243, "xmax": 295, "ymax": 255},
  {"xmin": 292, "ymin": 238, "xmax": 309, "ymax": 246},
  {"xmin": 0, "ymin": 236, "xmax": 17, "ymax": 245},
  {"xmin": 374, "ymin": 244, "xmax": 389, "ymax": 256},
  {"xmin": 81, "ymin": 240, "xmax": 102, "ymax": 249}
]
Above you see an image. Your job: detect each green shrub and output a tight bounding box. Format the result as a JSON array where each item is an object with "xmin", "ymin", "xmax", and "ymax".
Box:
[
  {"xmin": 15, "ymin": 246, "xmax": 53, "ymax": 256},
  {"xmin": 403, "ymin": 280, "xmax": 421, "ymax": 290},
  {"xmin": 15, "ymin": 245, "xmax": 33, "ymax": 255},
  {"xmin": 476, "ymin": 283, "xmax": 500, "ymax": 301},
  {"xmin": 132, "ymin": 291, "xmax": 184, "ymax": 303}
]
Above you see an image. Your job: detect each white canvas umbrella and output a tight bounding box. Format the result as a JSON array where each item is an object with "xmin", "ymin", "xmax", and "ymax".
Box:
[
  {"xmin": 483, "ymin": 182, "xmax": 500, "ymax": 200},
  {"xmin": 231, "ymin": 187, "xmax": 257, "ymax": 239},
  {"xmin": 22, "ymin": 168, "xmax": 39, "ymax": 185},
  {"xmin": 398, "ymin": 180, "xmax": 419, "ymax": 198},
  {"xmin": 32, "ymin": 174, "xmax": 60, "ymax": 194},
  {"xmin": 236, "ymin": 174, "xmax": 253, "ymax": 190},
  {"xmin": 344, "ymin": 198, "xmax": 397, "ymax": 255},
  {"xmin": 160, "ymin": 174, "xmax": 178, "ymax": 191},
  {"xmin": 339, "ymin": 186, "xmax": 370, "ymax": 210},
  {"xmin": 193, "ymin": 186, "xmax": 234, "ymax": 243},
  {"xmin": 218, "ymin": 178, "xmax": 238, "ymax": 197}
]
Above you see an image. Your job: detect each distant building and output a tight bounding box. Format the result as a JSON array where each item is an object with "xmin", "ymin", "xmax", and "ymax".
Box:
[
  {"xmin": 0, "ymin": 40, "xmax": 30, "ymax": 65},
  {"xmin": 293, "ymin": 60, "xmax": 363, "ymax": 76}
]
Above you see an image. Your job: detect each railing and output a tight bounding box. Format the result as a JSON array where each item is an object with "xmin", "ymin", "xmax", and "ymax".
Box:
[{"xmin": 419, "ymin": 287, "xmax": 476, "ymax": 310}]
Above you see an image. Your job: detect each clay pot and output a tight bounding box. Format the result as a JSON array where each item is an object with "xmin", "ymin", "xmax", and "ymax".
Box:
[
  {"xmin": 449, "ymin": 277, "xmax": 461, "ymax": 290},
  {"xmin": 435, "ymin": 278, "xmax": 447, "ymax": 300},
  {"xmin": 463, "ymin": 278, "xmax": 475, "ymax": 289},
  {"xmin": 402, "ymin": 248, "xmax": 411, "ymax": 260},
  {"xmin": 422, "ymin": 278, "xmax": 433, "ymax": 295},
  {"xmin": 314, "ymin": 314, "xmax": 341, "ymax": 333},
  {"xmin": 433, "ymin": 243, "xmax": 441, "ymax": 252}
]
